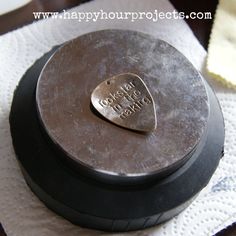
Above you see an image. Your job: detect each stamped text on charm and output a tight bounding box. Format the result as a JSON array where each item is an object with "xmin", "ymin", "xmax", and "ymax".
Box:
[
  {"xmin": 91, "ymin": 73, "xmax": 157, "ymax": 132},
  {"xmin": 98, "ymin": 81, "xmax": 152, "ymax": 120}
]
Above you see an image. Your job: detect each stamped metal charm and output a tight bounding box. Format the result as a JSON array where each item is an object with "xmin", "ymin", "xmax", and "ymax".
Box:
[{"xmin": 91, "ymin": 73, "xmax": 157, "ymax": 132}]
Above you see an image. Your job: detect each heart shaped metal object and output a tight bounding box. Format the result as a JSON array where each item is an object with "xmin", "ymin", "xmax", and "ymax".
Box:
[{"xmin": 91, "ymin": 73, "xmax": 157, "ymax": 132}]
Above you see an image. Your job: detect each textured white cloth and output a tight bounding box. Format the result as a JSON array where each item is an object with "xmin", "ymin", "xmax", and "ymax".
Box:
[{"xmin": 0, "ymin": 0, "xmax": 236, "ymax": 235}]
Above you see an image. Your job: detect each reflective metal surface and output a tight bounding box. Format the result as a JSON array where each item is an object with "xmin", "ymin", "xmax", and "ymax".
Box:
[
  {"xmin": 36, "ymin": 30, "xmax": 209, "ymax": 181},
  {"xmin": 91, "ymin": 73, "xmax": 157, "ymax": 132}
]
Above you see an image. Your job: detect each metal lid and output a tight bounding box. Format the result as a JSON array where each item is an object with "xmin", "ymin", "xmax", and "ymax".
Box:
[{"xmin": 36, "ymin": 30, "xmax": 209, "ymax": 184}]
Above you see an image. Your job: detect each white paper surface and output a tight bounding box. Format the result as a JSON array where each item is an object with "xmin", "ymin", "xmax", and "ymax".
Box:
[
  {"xmin": 0, "ymin": 0, "xmax": 236, "ymax": 235},
  {"xmin": 0, "ymin": 0, "xmax": 31, "ymax": 15}
]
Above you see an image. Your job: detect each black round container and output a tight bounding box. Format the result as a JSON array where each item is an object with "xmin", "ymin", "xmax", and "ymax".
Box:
[{"xmin": 9, "ymin": 30, "xmax": 224, "ymax": 232}]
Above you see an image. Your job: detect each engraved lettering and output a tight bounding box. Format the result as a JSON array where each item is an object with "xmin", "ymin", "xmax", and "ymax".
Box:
[
  {"xmin": 99, "ymin": 100, "xmax": 108, "ymax": 107},
  {"xmin": 91, "ymin": 73, "xmax": 156, "ymax": 132},
  {"xmin": 98, "ymin": 80, "xmax": 153, "ymax": 121},
  {"xmin": 143, "ymin": 97, "xmax": 151, "ymax": 104},
  {"xmin": 124, "ymin": 83, "xmax": 133, "ymax": 91},
  {"xmin": 112, "ymin": 104, "xmax": 123, "ymax": 113}
]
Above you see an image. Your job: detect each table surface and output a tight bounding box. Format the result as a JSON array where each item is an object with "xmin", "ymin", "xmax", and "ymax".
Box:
[{"xmin": 0, "ymin": 0, "xmax": 235, "ymax": 235}]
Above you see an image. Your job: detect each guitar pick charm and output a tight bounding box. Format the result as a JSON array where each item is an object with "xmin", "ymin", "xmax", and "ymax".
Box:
[{"xmin": 91, "ymin": 73, "xmax": 157, "ymax": 132}]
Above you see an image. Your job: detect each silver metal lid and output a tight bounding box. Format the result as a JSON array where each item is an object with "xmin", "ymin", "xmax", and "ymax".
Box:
[{"xmin": 36, "ymin": 30, "xmax": 209, "ymax": 183}]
